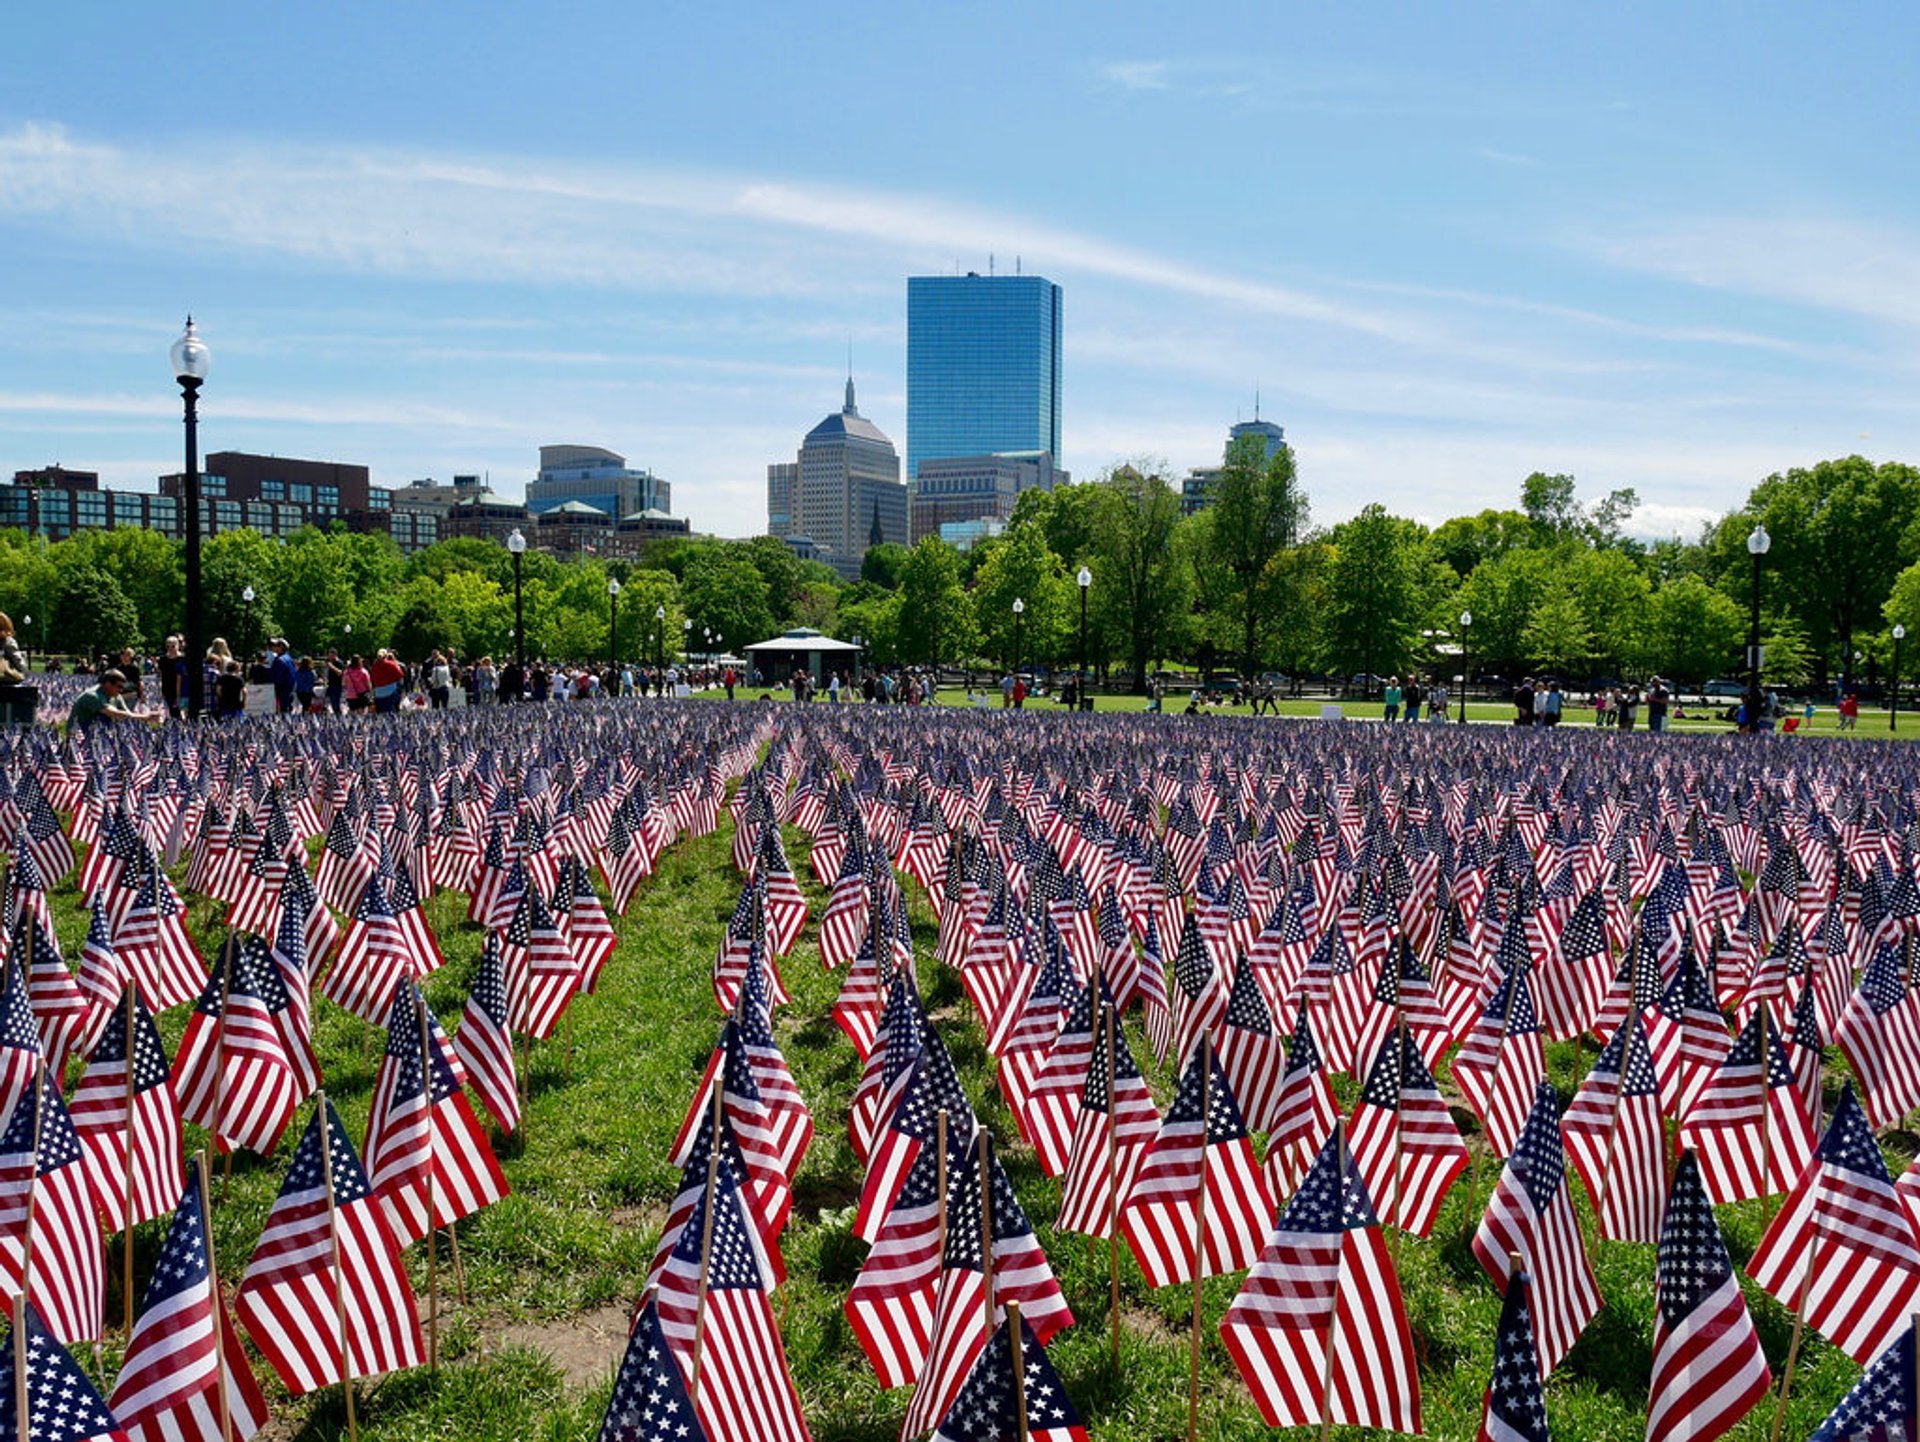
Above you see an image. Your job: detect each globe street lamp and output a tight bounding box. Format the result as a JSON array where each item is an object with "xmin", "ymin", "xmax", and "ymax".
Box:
[
  {"xmin": 655, "ymin": 604, "xmax": 666, "ymax": 672},
  {"xmin": 241, "ymin": 585, "xmax": 256, "ymax": 662},
  {"xmin": 1746, "ymin": 524, "xmax": 1771, "ymax": 733},
  {"xmin": 607, "ymin": 577, "xmax": 621, "ymax": 676},
  {"xmin": 1012, "ymin": 597, "xmax": 1025, "ymax": 681},
  {"xmin": 1458, "ymin": 611, "xmax": 1473, "ymax": 725},
  {"xmin": 171, "ymin": 318, "xmax": 211, "ymax": 717},
  {"xmin": 1076, "ymin": 567, "xmax": 1092, "ymax": 712},
  {"xmin": 505, "ymin": 529, "xmax": 527, "ymax": 674},
  {"xmin": 1894, "ymin": 624, "xmax": 1907, "ymax": 732}
]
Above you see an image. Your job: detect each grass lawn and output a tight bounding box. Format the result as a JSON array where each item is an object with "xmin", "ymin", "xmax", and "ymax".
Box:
[{"xmin": 43, "ymin": 776, "xmax": 1881, "ymax": 1439}]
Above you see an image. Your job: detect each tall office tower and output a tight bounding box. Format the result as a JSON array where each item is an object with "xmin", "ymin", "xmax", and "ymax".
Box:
[
  {"xmin": 772, "ymin": 378, "xmax": 908, "ymax": 580},
  {"xmin": 906, "ymin": 272, "xmax": 1062, "ymax": 482}
]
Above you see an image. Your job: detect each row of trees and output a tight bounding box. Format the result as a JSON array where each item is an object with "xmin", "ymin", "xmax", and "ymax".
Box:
[{"xmin": 3, "ymin": 451, "xmax": 1917, "ymax": 689}]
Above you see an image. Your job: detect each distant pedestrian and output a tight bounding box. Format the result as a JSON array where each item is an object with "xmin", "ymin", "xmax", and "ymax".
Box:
[
  {"xmin": 1403, "ymin": 676, "xmax": 1423, "ymax": 723},
  {"xmin": 1383, "ymin": 677, "xmax": 1402, "ymax": 723},
  {"xmin": 1540, "ymin": 681, "xmax": 1563, "ymax": 727},
  {"xmin": 1514, "ymin": 677, "xmax": 1535, "ymax": 727}
]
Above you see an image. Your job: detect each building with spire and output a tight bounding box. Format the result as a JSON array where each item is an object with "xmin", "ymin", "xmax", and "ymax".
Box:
[
  {"xmin": 767, "ymin": 377, "xmax": 908, "ymax": 580},
  {"xmin": 1182, "ymin": 403, "xmax": 1287, "ymax": 514}
]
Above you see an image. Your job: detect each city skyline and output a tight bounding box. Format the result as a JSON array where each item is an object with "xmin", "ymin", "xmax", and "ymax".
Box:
[{"xmin": 3, "ymin": 4, "xmax": 1919, "ymax": 542}]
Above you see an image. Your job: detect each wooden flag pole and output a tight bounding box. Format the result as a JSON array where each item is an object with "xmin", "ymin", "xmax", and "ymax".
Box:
[
  {"xmin": 1387, "ymin": 1006, "xmax": 1407, "ymax": 1257},
  {"xmin": 215, "ymin": 936, "xmax": 236, "ymax": 1202},
  {"xmin": 1007, "ymin": 1298, "xmax": 1031, "ymax": 1442},
  {"xmin": 415, "ymin": 984, "xmax": 439, "ymax": 1373},
  {"xmin": 687, "ymin": 1074, "xmax": 726, "ymax": 1412},
  {"xmin": 1104, "ymin": 997, "xmax": 1122, "ymax": 1373},
  {"xmin": 1769, "ymin": 1226, "xmax": 1819, "ymax": 1442},
  {"xmin": 978, "ymin": 1129, "xmax": 997, "ymax": 1341},
  {"xmin": 935, "ymin": 1108, "xmax": 950, "ymax": 1288},
  {"xmin": 315, "ymin": 1094, "xmax": 359, "ymax": 1442},
  {"xmin": 1315, "ymin": 1124, "xmax": 1347, "ymax": 1442},
  {"xmin": 15, "ymin": 1065, "xmax": 44, "ymax": 1442},
  {"xmin": 197, "ymin": 1149, "xmax": 237, "ymax": 1442},
  {"xmin": 1187, "ymin": 1037, "xmax": 1212, "ymax": 1442},
  {"xmin": 1759, "ymin": 1009, "xmax": 1776, "ymax": 1224},
  {"xmin": 121, "ymin": 984, "xmax": 138, "ymax": 1330},
  {"xmin": 449, "ymin": 1222, "xmax": 469, "ymax": 1306},
  {"xmin": 1593, "ymin": 1010, "xmax": 1635, "ymax": 1247}
]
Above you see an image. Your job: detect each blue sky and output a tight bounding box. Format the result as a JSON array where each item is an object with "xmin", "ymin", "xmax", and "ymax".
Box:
[{"xmin": 2, "ymin": 2, "xmax": 1916, "ymax": 541}]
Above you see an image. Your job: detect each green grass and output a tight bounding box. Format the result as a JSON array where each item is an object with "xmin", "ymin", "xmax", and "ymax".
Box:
[{"xmin": 40, "ymin": 807, "xmax": 1873, "ymax": 1439}]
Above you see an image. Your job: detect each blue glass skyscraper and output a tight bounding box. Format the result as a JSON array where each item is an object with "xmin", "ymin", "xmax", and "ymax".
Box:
[{"xmin": 906, "ymin": 273, "xmax": 1062, "ymax": 481}]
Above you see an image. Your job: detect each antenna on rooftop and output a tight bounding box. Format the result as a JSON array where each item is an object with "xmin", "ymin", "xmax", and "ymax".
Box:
[{"xmin": 989, "ymin": 253, "xmax": 995, "ymax": 276}]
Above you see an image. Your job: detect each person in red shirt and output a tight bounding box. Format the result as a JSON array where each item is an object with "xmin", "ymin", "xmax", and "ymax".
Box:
[
  {"xmin": 1838, "ymin": 691, "xmax": 1859, "ymax": 731},
  {"xmin": 369, "ymin": 649, "xmax": 407, "ymax": 714},
  {"xmin": 1012, "ymin": 675, "xmax": 1028, "ymax": 710}
]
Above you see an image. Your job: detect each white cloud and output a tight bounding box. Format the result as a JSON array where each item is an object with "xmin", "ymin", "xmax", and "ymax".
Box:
[{"xmin": 1096, "ymin": 60, "xmax": 1171, "ymax": 92}]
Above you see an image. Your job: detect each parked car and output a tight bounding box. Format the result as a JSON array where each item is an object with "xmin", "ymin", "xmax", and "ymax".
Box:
[{"xmin": 1701, "ymin": 679, "xmax": 1746, "ymax": 699}]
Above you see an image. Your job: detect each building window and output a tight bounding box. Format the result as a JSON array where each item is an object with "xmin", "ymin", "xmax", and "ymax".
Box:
[{"xmin": 290, "ymin": 483, "xmax": 312, "ymax": 504}]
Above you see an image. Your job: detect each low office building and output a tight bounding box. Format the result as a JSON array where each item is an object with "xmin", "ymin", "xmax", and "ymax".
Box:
[{"xmin": 908, "ymin": 450, "xmax": 1065, "ymax": 544}]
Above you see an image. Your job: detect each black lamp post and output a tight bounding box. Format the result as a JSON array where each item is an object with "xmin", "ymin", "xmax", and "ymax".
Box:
[
  {"xmin": 1012, "ymin": 596, "xmax": 1025, "ymax": 680},
  {"xmin": 607, "ymin": 577, "xmax": 621, "ymax": 677},
  {"xmin": 1893, "ymin": 624, "xmax": 1906, "ymax": 732},
  {"xmin": 655, "ymin": 604, "xmax": 666, "ymax": 672},
  {"xmin": 506, "ymin": 528, "xmax": 527, "ymax": 674},
  {"xmin": 1458, "ymin": 610, "xmax": 1472, "ymax": 725},
  {"xmin": 17, "ymin": 614, "xmax": 28, "ymax": 674},
  {"xmin": 683, "ymin": 616, "xmax": 692, "ymax": 667},
  {"xmin": 171, "ymin": 318, "xmax": 211, "ymax": 717},
  {"xmin": 1076, "ymin": 566, "xmax": 1092, "ymax": 711},
  {"xmin": 1745, "ymin": 524, "xmax": 1771, "ymax": 733}
]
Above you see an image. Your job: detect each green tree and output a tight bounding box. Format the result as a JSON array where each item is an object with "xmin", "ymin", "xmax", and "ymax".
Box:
[
  {"xmin": 389, "ymin": 582, "xmax": 462, "ymax": 662},
  {"xmin": 1522, "ymin": 585, "xmax": 1593, "ymax": 672},
  {"xmin": 859, "ymin": 543, "xmax": 911, "ymax": 592},
  {"xmin": 897, "ymin": 537, "xmax": 971, "ymax": 667},
  {"xmin": 1428, "ymin": 509, "xmax": 1536, "ymax": 578},
  {"xmin": 1084, "ymin": 464, "xmax": 1189, "ymax": 691},
  {"xmin": 681, "ymin": 547, "xmax": 771, "ymax": 658},
  {"xmin": 64, "ymin": 528, "xmax": 182, "ymax": 651},
  {"xmin": 1206, "ymin": 434, "xmax": 1308, "ymax": 677},
  {"xmin": 200, "ymin": 530, "xmax": 284, "ymax": 658},
  {"xmin": 1639, "ymin": 577, "xmax": 1745, "ymax": 681},
  {"xmin": 0, "ymin": 532, "xmax": 60, "ymax": 657},
  {"xmin": 51, "ymin": 565, "xmax": 140, "ymax": 664},
  {"xmin": 742, "ymin": 536, "xmax": 807, "ymax": 624},
  {"xmin": 972, "ymin": 522, "xmax": 1068, "ymax": 672},
  {"xmin": 1730, "ymin": 456, "xmax": 1920, "ymax": 684},
  {"xmin": 1320, "ymin": 505, "xmax": 1431, "ymax": 683},
  {"xmin": 1886, "ymin": 557, "xmax": 1920, "ymax": 635},
  {"xmin": 1522, "ymin": 472, "xmax": 1582, "ymax": 537}
]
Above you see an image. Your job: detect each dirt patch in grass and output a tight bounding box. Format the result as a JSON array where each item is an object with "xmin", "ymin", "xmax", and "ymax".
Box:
[
  {"xmin": 487, "ymin": 1304, "xmax": 632, "ymax": 1389},
  {"xmin": 607, "ymin": 1202, "xmax": 667, "ymax": 1233}
]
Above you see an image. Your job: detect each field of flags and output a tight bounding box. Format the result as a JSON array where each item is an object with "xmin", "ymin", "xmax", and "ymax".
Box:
[{"xmin": 1, "ymin": 704, "xmax": 1919, "ymax": 1439}]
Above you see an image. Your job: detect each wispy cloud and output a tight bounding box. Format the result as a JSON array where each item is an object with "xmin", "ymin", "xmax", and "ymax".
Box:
[
  {"xmin": 1475, "ymin": 146, "xmax": 1541, "ymax": 168},
  {"xmin": 1095, "ymin": 60, "xmax": 1171, "ymax": 92}
]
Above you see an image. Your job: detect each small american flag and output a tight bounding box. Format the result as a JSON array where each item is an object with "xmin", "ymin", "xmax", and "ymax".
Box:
[
  {"xmin": 1261, "ymin": 998, "xmax": 1339, "ymax": 1205},
  {"xmin": 1055, "ymin": 1003, "xmax": 1160, "ymax": 1239},
  {"xmin": 1679, "ymin": 1009, "xmax": 1816, "ymax": 1204},
  {"xmin": 931, "ymin": 1310, "xmax": 1089, "ymax": 1442},
  {"xmin": 1217, "ymin": 953, "xmax": 1288, "ymax": 1135},
  {"xmin": 453, "ymin": 931, "xmax": 519, "ymax": 1134},
  {"xmin": 1647, "ymin": 1153, "xmax": 1771, "ymax": 1442},
  {"xmin": 1748, "ymin": 1081, "xmax": 1920, "ymax": 1365},
  {"xmin": 0, "ymin": 1301, "xmax": 126, "ymax": 1442},
  {"xmin": 1348, "ymin": 1025, "xmax": 1469, "ymax": 1238},
  {"xmin": 1472, "ymin": 1082, "xmax": 1601, "ymax": 1375},
  {"xmin": 1477, "ymin": 1259, "xmax": 1547, "ymax": 1442},
  {"xmin": 1450, "ymin": 965, "xmax": 1546, "ymax": 1160},
  {"xmin": 1806, "ymin": 1316, "xmax": 1918, "ymax": 1442},
  {"xmin": 1559, "ymin": 1011, "xmax": 1666, "ymax": 1243},
  {"xmin": 171, "ymin": 938, "xmax": 299, "ymax": 1157},
  {"xmin": 856, "ymin": 1031, "xmax": 975, "ymax": 1245},
  {"xmin": 235, "ymin": 1097, "xmax": 426, "ymax": 1395},
  {"xmin": 599, "ymin": 1296, "xmax": 710, "ymax": 1442},
  {"xmin": 1119, "ymin": 1041, "xmax": 1270, "ymax": 1288},
  {"xmin": 1220, "ymin": 1127, "xmax": 1421, "ymax": 1434},
  {"xmin": 69, "ymin": 985, "xmax": 184, "ymax": 1235},
  {"xmin": 1834, "ymin": 939, "xmax": 1920, "ymax": 1128},
  {"xmin": 110, "ymin": 1156, "xmax": 271, "ymax": 1442},
  {"xmin": 0, "ymin": 1071, "xmax": 105, "ymax": 1344}
]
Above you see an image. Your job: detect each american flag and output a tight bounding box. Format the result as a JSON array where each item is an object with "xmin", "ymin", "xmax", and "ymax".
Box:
[
  {"xmin": 1806, "ymin": 1316, "xmax": 1918, "ymax": 1442},
  {"xmin": 1477, "ymin": 1257, "xmax": 1546, "ymax": 1442},
  {"xmin": 364, "ymin": 978, "xmax": 509, "ymax": 1244},
  {"xmin": 931, "ymin": 1309, "xmax": 1089, "ymax": 1442},
  {"xmin": 1347, "ymin": 1025, "xmax": 1469, "ymax": 1238},
  {"xmin": 847, "ymin": 1120, "xmax": 968, "ymax": 1389},
  {"xmin": 1559, "ymin": 1011, "xmax": 1667, "ymax": 1244},
  {"xmin": 851, "ymin": 970, "xmax": 923, "ymax": 1165},
  {"xmin": 454, "ymin": 930, "xmax": 519, "ymax": 1135},
  {"xmin": 0, "ymin": 1070, "xmax": 105, "ymax": 1345},
  {"xmin": 72, "ymin": 899, "xmax": 127, "ymax": 1027},
  {"xmin": 1537, "ymin": 887, "xmax": 1611, "ymax": 1042},
  {"xmin": 1450, "ymin": 965, "xmax": 1546, "ymax": 1161},
  {"xmin": 69, "ymin": 985, "xmax": 184, "ymax": 1235},
  {"xmin": 15, "ymin": 771, "xmax": 75, "ymax": 888},
  {"xmin": 1350, "ymin": 938, "xmax": 1451, "ymax": 1078},
  {"xmin": 561, "ymin": 857, "xmax": 619, "ymax": 993},
  {"xmin": 1167, "ymin": 912, "xmax": 1228, "ymax": 1069},
  {"xmin": 322, "ymin": 869, "xmax": 428, "ymax": 1025},
  {"xmin": 732, "ymin": 948, "xmax": 813, "ymax": 1184},
  {"xmin": 1471, "ymin": 1082, "xmax": 1601, "ymax": 1375},
  {"xmin": 0, "ymin": 1301, "xmax": 126, "ymax": 1442},
  {"xmin": 110, "ymin": 1156, "xmax": 271, "ymax": 1442},
  {"xmin": 1261, "ymin": 998, "xmax": 1339, "ymax": 1205},
  {"xmin": 235, "ymin": 1096, "xmax": 426, "ymax": 1395},
  {"xmin": 818, "ymin": 841, "xmax": 871, "ymax": 972},
  {"xmin": 1016, "ymin": 975, "xmax": 1095, "ymax": 1180},
  {"xmin": 1679, "ymin": 1009, "xmax": 1816, "ymax": 1204},
  {"xmin": 112, "ymin": 860, "xmax": 203, "ymax": 1013},
  {"xmin": 1646, "ymin": 946, "xmax": 1732, "ymax": 1125},
  {"xmin": 1055, "ymin": 1003, "xmax": 1160, "ymax": 1239},
  {"xmin": 599, "ymin": 1296, "xmax": 710, "ymax": 1442},
  {"xmin": 670, "ymin": 1021, "xmax": 792, "ymax": 1247},
  {"xmin": 1647, "ymin": 1152, "xmax": 1771, "ymax": 1442},
  {"xmin": 649, "ymin": 1121, "xmax": 810, "ymax": 1442},
  {"xmin": 898, "ymin": 1132, "xmax": 1072, "ymax": 1442},
  {"xmin": 1219, "ymin": 1127, "xmax": 1421, "ymax": 1434},
  {"xmin": 17, "ymin": 916, "xmax": 93, "ymax": 1080},
  {"xmin": 1119, "ymin": 1040, "xmax": 1271, "ymax": 1288},
  {"xmin": 513, "ymin": 887, "xmax": 581, "ymax": 1040},
  {"xmin": 1748, "ymin": 1081, "xmax": 1920, "ymax": 1365},
  {"xmin": 1217, "ymin": 952, "xmax": 1288, "ymax": 1135},
  {"xmin": 172, "ymin": 937, "xmax": 299, "ymax": 1157},
  {"xmin": 752, "ymin": 826, "xmax": 809, "ymax": 958},
  {"xmin": 856, "ymin": 1031, "xmax": 975, "ymax": 1245},
  {"xmin": 268, "ymin": 891, "xmax": 322, "ymax": 1100},
  {"xmin": 1834, "ymin": 939, "xmax": 1920, "ymax": 1129}
]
